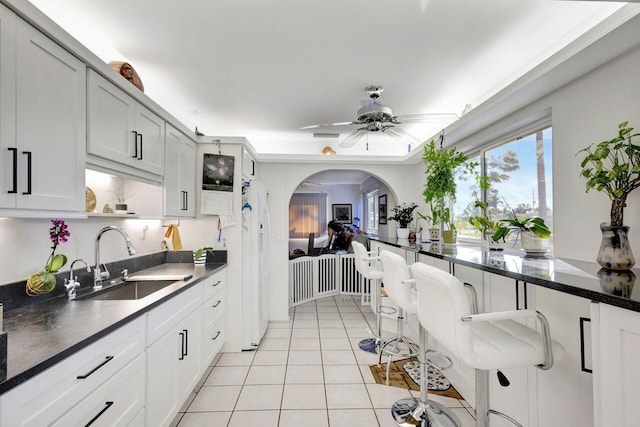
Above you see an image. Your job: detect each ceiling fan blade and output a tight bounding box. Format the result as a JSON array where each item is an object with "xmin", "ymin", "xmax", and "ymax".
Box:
[
  {"xmin": 300, "ymin": 121, "xmax": 357, "ymax": 130},
  {"xmin": 339, "ymin": 129, "xmax": 368, "ymax": 148},
  {"xmin": 394, "ymin": 113, "xmax": 459, "ymax": 123},
  {"xmin": 384, "ymin": 126, "xmax": 422, "ymax": 146}
]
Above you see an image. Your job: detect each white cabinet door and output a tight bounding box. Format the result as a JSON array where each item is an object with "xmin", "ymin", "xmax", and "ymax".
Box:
[
  {"xmin": 164, "ymin": 124, "xmax": 196, "ymax": 217},
  {"xmin": 87, "ymin": 70, "xmax": 165, "ymax": 176},
  {"xmin": 134, "ymin": 105, "xmax": 164, "ymax": 175},
  {"xmin": 87, "ymin": 70, "xmax": 137, "ymax": 166},
  {"xmin": 15, "ymin": 20, "xmax": 85, "ymax": 211},
  {"xmin": 0, "ymin": 4, "xmax": 16, "ymax": 209},
  {"xmin": 0, "ymin": 10, "xmax": 84, "ymax": 212},
  {"xmin": 592, "ymin": 303, "xmax": 640, "ymax": 427},
  {"xmin": 534, "ymin": 287, "xmax": 593, "ymax": 427},
  {"xmin": 146, "ymin": 298, "xmax": 202, "ymax": 427},
  {"xmin": 146, "ymin": 323, "xmax": 181, "ymax": 427},
  {"xmin": 177, "ymin": 308, "xmax": 203, "ymax": 401}
]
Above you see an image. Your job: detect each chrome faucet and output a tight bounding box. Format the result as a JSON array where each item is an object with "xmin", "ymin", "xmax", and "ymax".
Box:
[
  {"xmin": 94, "ymin": 226, "xmax": 137, "ymax": 290},
  {"xmin": 64, "ymin": 258, "xmax": 91, "ymax": 300}
]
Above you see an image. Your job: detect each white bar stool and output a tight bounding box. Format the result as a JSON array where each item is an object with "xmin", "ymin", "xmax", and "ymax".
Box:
[
  {"xmin": 410, "ymin": 262, "xmax": 563, "ymax": 427},
  {"xmin": 378, "ymin": 250, "xmax": 420, "ymax": 383},
  {"xmin": 352, "ymin": 241, "xmax": 386, "ymax": 353}
]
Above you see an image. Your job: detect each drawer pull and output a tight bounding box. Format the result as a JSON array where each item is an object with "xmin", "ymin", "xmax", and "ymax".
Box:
[
  {"xmin": 212, "ymin": 300, "xmax": 221, "ymax": 308},
  {"xmin": 212, "ymin": 331, "xmax": 221, "ymax": 340},
  {"xmin": 85, "ymin": 401, "xmax": 114, "ymax": 426},
  {"xmin": 212, "ymin": 280, "xmax": 222, "ymax": 287},
  {"xmin": 77, "ymin": 356, "xmax": 114, "ymax": 379}
]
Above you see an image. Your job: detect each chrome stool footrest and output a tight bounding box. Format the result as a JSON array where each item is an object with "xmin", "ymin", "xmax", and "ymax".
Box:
[
  {"xmin": 391, "ymin": 397, "xmax": 460, "ymax": 427},
  {"xmin": 426, "ymin": 350, "xmax": 453, "ymax": 370}
]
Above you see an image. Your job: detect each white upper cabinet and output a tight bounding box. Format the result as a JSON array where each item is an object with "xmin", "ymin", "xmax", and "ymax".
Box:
[
  {"xmin": 0, "ymin": 5, "xmax": 85, "ymax": 212},
  {"xmin": 87, "ymin": 70, "xmax": 164, "ymax": 177},
  {"xmin": 164, "ymin": 124, "xmax": 196, "ymax": 217}
]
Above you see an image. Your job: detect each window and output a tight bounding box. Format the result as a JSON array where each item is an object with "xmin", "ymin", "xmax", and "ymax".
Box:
[
  {"xmin": 289, "ymin": 193, "xmax": 327, "ymax": 238},
  {"xmin": 366, "ymin": 190, "xmax": 379, "ymax": 234},
  {"xmin": 453, "ymin": 126, "xmax": 553, "ymax": 242}
]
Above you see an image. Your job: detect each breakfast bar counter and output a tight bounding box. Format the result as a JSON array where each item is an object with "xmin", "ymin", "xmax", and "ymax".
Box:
[{"xmin": 372, "ymin": 237, "xmax": 640, "ymax": 312}]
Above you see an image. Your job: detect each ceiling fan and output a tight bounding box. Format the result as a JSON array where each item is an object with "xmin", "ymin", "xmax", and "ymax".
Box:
[{"xmin": 301, "ymin": 85, "xmax": 459, "ymax": 149}]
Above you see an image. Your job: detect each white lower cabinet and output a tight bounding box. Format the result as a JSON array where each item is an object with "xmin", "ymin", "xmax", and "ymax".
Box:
[
  {"xmin": 591, "ymin": 302, "xmax": 640, "ymax": 427},
  {"xmin": 146, "ymin": 301, "xmax": 202, "ymax": 427},
  {"xmin": 0, "ymin": 316, "xmax": 145, "ymax": 426},
  {"xmin": 51, "ymin": 353, "xmax": 145, "ymax": 427}
]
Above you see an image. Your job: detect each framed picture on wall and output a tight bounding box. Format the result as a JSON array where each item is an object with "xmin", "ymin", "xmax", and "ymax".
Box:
[
  {"xmin": 379, "ymin": 194, "xmax": 387, "ymax": 224},
  {"xmin": 332, "ymin": 204, "xmax": 352, "ymax": 224}
]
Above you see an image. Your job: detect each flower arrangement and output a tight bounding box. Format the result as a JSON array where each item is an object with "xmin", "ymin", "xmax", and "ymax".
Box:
[
  {"xmin": 26, "ymin": 219, "xmax": 70, "ymax": 295},
  {"xmin": 389, "ymin": 202, "xmax": 418, "ymax": 228}
]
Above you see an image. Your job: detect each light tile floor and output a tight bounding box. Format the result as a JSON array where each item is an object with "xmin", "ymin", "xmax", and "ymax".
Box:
[{"xmin": 173, "ymin": 295, "xmax": 476, "ymax": 427}]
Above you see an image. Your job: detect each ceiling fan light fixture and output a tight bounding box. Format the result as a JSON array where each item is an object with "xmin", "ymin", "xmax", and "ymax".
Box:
[{"xmin": 322, "ymin": 146, "xmax": 336, "ymax": 155}]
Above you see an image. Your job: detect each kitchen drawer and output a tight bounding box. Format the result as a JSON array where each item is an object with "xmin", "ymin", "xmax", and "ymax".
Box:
[
  {"xmin": 202, "ymin": 269, "xmax": 226, "ymax": 302},
  {"xmin": 202, "ymin": 317, "xmax": 225, "ymax": 367},
  {"xmin": 203, "ymin": 288, "xmax": 225, "ymax": 331},
  {"xmin": 0, "ymin": 316, "xmax": 144, "ymax": 427},
  {"xmin": 51, "ymin": 353, "xmax": 145, "ymax": 427},
  {"xmin": 146, "ymin": 282, "xmax": 202, "ymax": 346}
]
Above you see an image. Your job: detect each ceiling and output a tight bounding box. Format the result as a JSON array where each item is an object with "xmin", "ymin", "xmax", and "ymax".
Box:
[{"xmin": 28, "ymin": 0, "xmax": 632, "ymax": 158}]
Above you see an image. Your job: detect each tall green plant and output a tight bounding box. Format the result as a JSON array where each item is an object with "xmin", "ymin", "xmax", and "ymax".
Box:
[
  {"xmin": 422, "ymin": 139, "xmax": 471, "ymax": 228},
  {"xmin": 577, "ymin": 121, "xmax": 640, "ymax": 226}
]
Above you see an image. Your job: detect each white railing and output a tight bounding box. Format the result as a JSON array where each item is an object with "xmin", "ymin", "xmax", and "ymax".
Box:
[{"xmin": 289, "ymin": 253, "xmax": 371, "ymax": 307}]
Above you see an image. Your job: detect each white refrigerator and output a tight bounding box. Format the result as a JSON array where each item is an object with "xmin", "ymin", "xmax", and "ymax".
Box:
[{"xmin": 241, "ymin": 180, "xmax": 270, "ymax": 350}]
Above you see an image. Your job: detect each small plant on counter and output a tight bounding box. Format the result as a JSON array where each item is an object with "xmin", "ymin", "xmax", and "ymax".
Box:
[
  {"xmin": 492, "ymin": 214, "xmax": 551, "ymax": 242},
  {"xmin": 389, "ymin": 202, "xmax": 418, "ymax": 228},
  {"xmin": 26, "ymin": 219, "xmax": 70, "ymax": 296},
  {"xmin": 193, "ymin": 246, "xmax": 213, "ymax": 264}
]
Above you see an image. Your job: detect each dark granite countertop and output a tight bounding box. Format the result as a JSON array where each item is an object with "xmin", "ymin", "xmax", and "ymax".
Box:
[
  {"xmin": 372, "ymin": 237, "xmax": 640, "ymax": 312},
  {"xmin": 0, "ymin": 262, "xmax": 226, "ymax": 395}
]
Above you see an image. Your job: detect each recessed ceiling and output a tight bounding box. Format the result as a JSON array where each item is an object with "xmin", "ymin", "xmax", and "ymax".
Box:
[{"xmin": 29, "ymin": 0, "xmax": 628, "ymax": 157}]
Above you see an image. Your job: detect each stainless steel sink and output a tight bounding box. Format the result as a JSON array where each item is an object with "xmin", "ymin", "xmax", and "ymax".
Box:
[{"xmin": 80, "ymin": 279, "xmax": 178, "ymax": 301}]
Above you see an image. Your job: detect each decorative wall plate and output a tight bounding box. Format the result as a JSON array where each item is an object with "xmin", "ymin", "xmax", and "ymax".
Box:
[{"xmin": 85, "ymin": 187, "xmax": 97, "ymax": 212}]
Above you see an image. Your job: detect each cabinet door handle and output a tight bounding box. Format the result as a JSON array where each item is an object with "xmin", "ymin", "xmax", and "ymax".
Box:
[
  {"xmin": 212, "ymin": 331, "xmax": 221, "ymax": 340},
  {"xmin": 212, "ymin": 281, "xmax": 221, "ymax": 287},
  {"xmin": 212, "ymin": 300, "xmax": 221, "ymax": 308},
  {"xmin": 179, "ymin": 331, "xmax": 185, "ymax": 360},
  {"xmin": 7, "ymin": 148, "xmax": 17, "ymax": 194},
  {"xmin": 131, "ymin": 131, "xmax": 138, "ymax": 158},
  {"xmin": 21, "ymin": 151, "xmax": 32, "ymax": 195},
  {"xmin": 85, "ymin": 401, "xmax": 114, "ymax": 427},
  {"xmin": 181, "ymin": 191, "xmax": 187, "ymax": 211},
  {"xmin": 183, "ymin": 328, "xmax": 188, "ymax": 356},
  {"xmin": 185, "ymin": 191, "xmax": 188, "ymax": 210},
  {"xmin": 137, "ymin": 133, "xmax": 143, "ymax": 160},
  {"xmin": 77, "ymin": 356, "xmax": 114, "ymax": 379}
]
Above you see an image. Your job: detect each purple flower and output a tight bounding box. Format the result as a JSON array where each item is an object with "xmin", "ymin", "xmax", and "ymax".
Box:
[{"xmin": 49, "ymin": 219, "xmax": 70, "ymax": 250}]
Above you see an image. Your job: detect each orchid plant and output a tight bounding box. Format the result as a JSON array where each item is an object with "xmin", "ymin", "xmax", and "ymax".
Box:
[{"xmin": 26, "ymin": 219, "xmax": 70, "ymax": 296}]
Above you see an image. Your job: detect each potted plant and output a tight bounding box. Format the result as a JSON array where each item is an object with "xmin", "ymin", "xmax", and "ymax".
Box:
[
  {"xmin": 421, "ymin": 139, "xmax": 471, "ymax": 243},
  {"xmin": 113, "ymin": 181, "xmax": 131, "ymax": 214},
  {"xmin": 577, "ymin": 121, "xmax": 640, "ymax": 270},
  {"xmin": 389, "ymin": 202, "xmax": 418, "ymax": 239},
  {"xmin": 467, "ymin": 168, "xmax": 502, "ymax": 249},
  {"xmin": 493, "ymin": 214, "xmax": 552, "ymax": 255},
  {"xmin": 193, "ymin": 246, "xmax": 213, "ymax": 265}
]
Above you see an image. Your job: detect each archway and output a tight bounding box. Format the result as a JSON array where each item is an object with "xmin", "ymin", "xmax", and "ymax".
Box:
[{"xmin": 259, "ymin": 161, "xmax": 424, "ymax": 322}]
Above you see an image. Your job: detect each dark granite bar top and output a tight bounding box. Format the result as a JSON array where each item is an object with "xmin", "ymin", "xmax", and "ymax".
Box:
[
  {"xmin": 0, "ymin": 261, "xmax": 226, "ymax": 395},
  {"xmin": 372, "ymin": 237, "xmax": 640, "ymax": 312}
]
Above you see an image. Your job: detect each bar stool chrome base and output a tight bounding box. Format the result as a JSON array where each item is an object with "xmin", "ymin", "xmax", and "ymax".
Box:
[{"xmin": 391, "ymin": 397, "xmax": 460, "ymax": 427}]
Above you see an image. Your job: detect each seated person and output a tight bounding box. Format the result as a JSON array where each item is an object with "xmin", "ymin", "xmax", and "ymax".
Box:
[
  {"xmin": 351, "ymin": 228, "xmax": 370, "ymax": 251},
  {"xmin": 326, "ymin": 220, "xmax": 354, "ymax": 252}
]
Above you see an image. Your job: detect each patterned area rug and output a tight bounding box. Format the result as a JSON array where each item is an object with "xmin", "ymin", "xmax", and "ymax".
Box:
[{"xmin": 369, "ymin": 357, "xmax": 463, "ymax": 400}]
